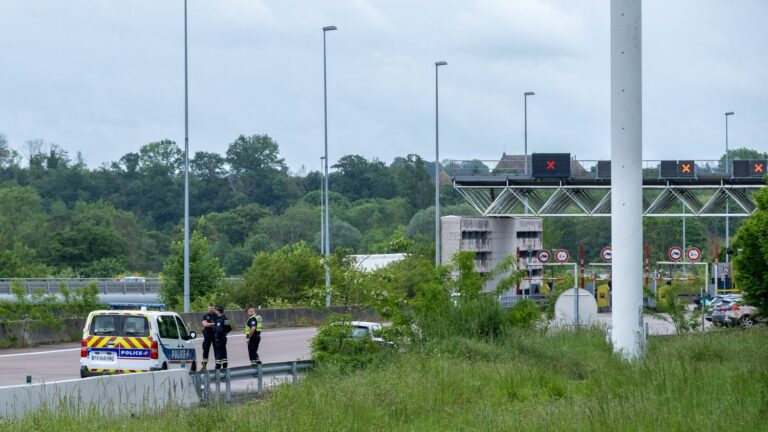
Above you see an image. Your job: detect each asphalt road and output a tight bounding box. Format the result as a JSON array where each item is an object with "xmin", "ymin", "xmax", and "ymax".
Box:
[{"xmin": 0, "ymin": 327, "xmax": 317, "ymax": 386}]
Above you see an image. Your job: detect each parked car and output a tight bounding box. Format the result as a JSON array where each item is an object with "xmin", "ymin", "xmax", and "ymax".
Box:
[
  {"xmin": 704, "ymin": 295, "xmax": 742, "ymax": 322},
  {"xmin": 709, "ymin": 299, "xmax": 762, "ymax": 328},
  {"xmin": 333, "ymin": 321, "xmax": 391, "ymax": 346},
  {"xmin": 118, "ymin": 276, "xmax": 146, "ymax": 283}
]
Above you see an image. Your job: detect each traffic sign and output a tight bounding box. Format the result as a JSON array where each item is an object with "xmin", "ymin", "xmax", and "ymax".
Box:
[
  {"xmin": 668, "ymin": 246, "xmax": 683, "ymax": 261},
  {"xmin": 536, "ymin": 250, "xmax": 551, "ymax": 263},
  {"xmin": 554, "ymin": 249, "xmax": 570, "ymax": 263},
  {"xmin": 686, "ymin": 247, "xmax": 701, "ymax": 261},
  {"xmin": 600, "ymin": 247, "xmax": 612, "ymax": 262}
]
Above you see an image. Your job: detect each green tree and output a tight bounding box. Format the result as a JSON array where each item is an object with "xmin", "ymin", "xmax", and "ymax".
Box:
[
  {"xmin": 257, "ymin": 203, "xmax": 318, "ymax": 246},
  {"xmin": 207, "ymin": 204, "xmax": 272, "ymax": 246},
  {"xmin": 0, "ymin": 133, "xmax": 16, "ymax": 169},
  {"xmin": 393, "ymin": 154, "xmax": 433, "ymax": 210},
  {"xmin": 405, "ymin": 204, "xmax": 477, "ymax": 243},
  {"xmin": 237, "ymin": 241, "xmax": 323, "ymax": 306},
  {"xmin": 0, "ymin": 242, "xmax": 49, "ymax": 277},
  {"xmin": 160, "ymin": 219, "xmax": 225, "ymax": 308},
  {"xmin": 190, "ymin": 151, "xmax": 233, "ymax": 214},
  {"xmin": 331, "ymin": 155, "xmax": 396, "ymax": 200},
  {"xmin": 226, "ymin": 134, "xmax": 297, "ymax": 209},
  {"xmin": 0, "ymin": 186, "xmax": 46, "ymax": 250},
  {"xmin": 733, "ymin": 183, "xmax": 768, "ymax": 314}
]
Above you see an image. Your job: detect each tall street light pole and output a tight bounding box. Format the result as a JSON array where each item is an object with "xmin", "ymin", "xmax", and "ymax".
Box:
[
  {"xmin": 725, "ymin": 111, "xmax": 734, "ymax": 285},
  {"xmin": 320, "ymin": 156, "xmax": 325, "ymax": 256},
  {"xmin": 323, "ymin": 25, "xmax": 337, "ymax": 307},
  {"xmin": 524, "ymin": 91, "xmax": 535, "ymax": 176},
  {"xmin": 183, "ymin": 0, "xmax": 190, "ymax": 313},
  {"xmin": 435, "ymin": 61, "xmax": 447, "ymax": 267}
]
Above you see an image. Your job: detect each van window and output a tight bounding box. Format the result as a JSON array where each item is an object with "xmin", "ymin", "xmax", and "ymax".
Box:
[
  {"xmin": 174, "ymin": 315, "xmax": 190, "ymax": 339},
  {"xmin": 157, "ymin": 315, "xmax": 180, "ymax": 339},
  {"xmin": 89, "ymin": 315, "xmax": 149, "ymax": 337},
  {"xmin": 91, "ymin": 316, "xmax": 118, "ymax": 335},
  {"xmin": 124, "ymin": 316, "xmax": 150, "ymax": 336}
]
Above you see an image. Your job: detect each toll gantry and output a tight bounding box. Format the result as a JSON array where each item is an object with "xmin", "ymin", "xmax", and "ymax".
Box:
[{"xmin": 448, "ymin": 154, "xmax": 766, "ymax": 218}]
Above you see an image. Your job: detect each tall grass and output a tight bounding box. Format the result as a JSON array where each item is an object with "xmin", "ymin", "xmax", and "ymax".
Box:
[{"xmin": 4, "ymin": 328, "xmax": 767, "ymax": 431}]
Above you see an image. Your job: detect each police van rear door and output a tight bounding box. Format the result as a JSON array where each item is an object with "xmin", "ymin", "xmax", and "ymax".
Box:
[
  {"xmin": 86, "ymin": 313, "xmax": 151, "ymax": 373},
  {"xmin": 117, "ymin": 314, "xmax": 152, "ymax": 371},
  {"xmin": 87, "ymin": 314, "xmax": 121, "ymax": 371}
]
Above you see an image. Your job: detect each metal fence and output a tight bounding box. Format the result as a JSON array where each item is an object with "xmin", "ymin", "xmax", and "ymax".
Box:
[
  {"xmin": 0, "ymin": 278, "xmax": 161, "ymax": 295},
  {"xmin": 0, "ymin": 278, "xmax": 245, "ymax": 296},
  {"xmin": 498, "ymin": 294, "xmax": 548, "ymax": 308},
  {"xmin": 191, "ymin": 360, "xmax": 314, "ymax": 403}
]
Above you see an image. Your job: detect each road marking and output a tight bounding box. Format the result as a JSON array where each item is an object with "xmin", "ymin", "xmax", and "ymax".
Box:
[
  {"xmin": 0, "ymin": 328, "xmax": 316, "ymax": 358},
  {"xmin": 0, "ymin": 348, "xmax": 80, "ymax": 358}
]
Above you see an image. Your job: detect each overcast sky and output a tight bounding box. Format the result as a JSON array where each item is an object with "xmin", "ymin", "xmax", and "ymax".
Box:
[{"xmin": 1, "ymin": 0, "xmax": 766, "ymax": 173}]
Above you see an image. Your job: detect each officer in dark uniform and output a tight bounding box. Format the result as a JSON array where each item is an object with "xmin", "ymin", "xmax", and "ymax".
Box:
[
  {"xmin": 213, "ymin": 306, "xmax": 231, "ymax": 370},
  {"xmin": 200, "ymin": 304, "xmax": 216, "ymax": 370},
  {"xmin": 245, "ymin": 307, "xmax": 263, "ymax": 367}
]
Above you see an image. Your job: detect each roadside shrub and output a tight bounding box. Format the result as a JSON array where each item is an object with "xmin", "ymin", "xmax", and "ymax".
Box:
[
  {"xmin": 508, "ymin": 299, "xmax": 543, "ymax": 328},
  {"xmin": 649, "ymin": 284, "xmax": 701, "ymax": 334},
  {"xmin": 310, "ymin": 314, "xmax": 389, "ymax": 371},
  {"xmin": 415, "ymin": 294, "xmax": 509, "ymax": 341}
]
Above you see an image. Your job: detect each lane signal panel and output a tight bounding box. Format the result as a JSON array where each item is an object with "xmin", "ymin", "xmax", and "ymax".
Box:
[
  {"xmin": 532, "ymin": 153, "xmax": 571, "ymax": 178},
  {"xmin": 732, "ymin": 159, "xmax": 767, "ymax": 178},
  {"xmin": 660, "ymin": 160, "xmax": 696, "ymax": 178}
]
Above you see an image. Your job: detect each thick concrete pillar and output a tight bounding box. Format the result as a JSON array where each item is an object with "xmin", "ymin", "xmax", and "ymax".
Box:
[{"xmin": 611, "ymin": 0, "xmax": 645, "ymax": 359}]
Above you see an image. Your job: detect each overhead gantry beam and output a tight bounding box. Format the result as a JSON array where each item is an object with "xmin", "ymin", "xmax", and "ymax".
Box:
[{"xmin": 453, "ymin": 181, "xmax": 763, "ymax": 217}]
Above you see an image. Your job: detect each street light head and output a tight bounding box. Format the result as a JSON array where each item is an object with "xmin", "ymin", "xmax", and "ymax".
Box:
[
  {"xmin": 725, "ymin": 111, "xmax": 734, "ymax": 116},
  {"xmin": 435, "ymin": 61, "xmax": 447, "ymax": 66},
  {"xmin": 323, "ymin": 25, "xmax": 338, "ymax": 31},
  {"xmin": 524, "ymin": 91, "xmax": 535, "ymax": 96}
]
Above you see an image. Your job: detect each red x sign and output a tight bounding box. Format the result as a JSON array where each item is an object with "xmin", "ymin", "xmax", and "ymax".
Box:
[
  {"xmin": 680, "ymin": 163, "xmax": 691, "ymax": 173},
  {"xmin": 546, "ymin": 161, "xmax": 556, "ymax": 170},
  {"xmin": 755, "ymin": 163, "xmax": 764, "ymax": 173}
]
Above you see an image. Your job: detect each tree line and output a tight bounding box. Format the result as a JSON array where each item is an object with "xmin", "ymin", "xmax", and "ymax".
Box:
[
  {"xmin": 0, "ymin": 131, "xmax": 764, "ymax": 290},
  {"xmin": 0, "ymin": 132, "xmax": 478, "ymax": 279}
]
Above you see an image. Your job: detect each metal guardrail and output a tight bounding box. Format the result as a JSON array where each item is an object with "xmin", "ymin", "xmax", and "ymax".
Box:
[
  {"xmin": 190, "ymin": 360, "xmax": 314, "ymax": 403},
  {"xmin": 0, "ymin": 278, "xmax": 245, "ymax": 296}
]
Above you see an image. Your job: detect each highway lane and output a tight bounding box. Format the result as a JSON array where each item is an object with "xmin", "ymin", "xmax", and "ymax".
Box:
[{"xmin": 0, "ymin": 326, "xmax": 317, "ymax": 386}]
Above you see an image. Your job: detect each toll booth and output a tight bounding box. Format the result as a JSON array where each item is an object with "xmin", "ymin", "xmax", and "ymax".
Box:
[{"xmin": 596, "ymin": 284, "xmax": 610, "ymax": 312}]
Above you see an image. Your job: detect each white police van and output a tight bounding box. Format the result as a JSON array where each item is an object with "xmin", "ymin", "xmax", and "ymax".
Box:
[{"xmin": 80, "ymin": 304, "xmax": 197, "ymax": 378}]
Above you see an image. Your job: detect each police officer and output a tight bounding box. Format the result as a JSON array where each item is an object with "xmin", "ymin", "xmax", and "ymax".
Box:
[
  {"xmin": 245, "ymin": 307, "xmax": 263, "ymax": 367},
  {"xmin": 213, "ymin": 306, "xmax": 231, "ymax": 370},
  {"xmin": 200, "ymin": 304, "xmax": 216, "ymax": 370}
]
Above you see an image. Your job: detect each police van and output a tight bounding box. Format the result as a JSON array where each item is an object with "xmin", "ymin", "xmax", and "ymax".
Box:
[{"xmin": 80, "ymin": 304, "xmax": 197, "ymax": 378}]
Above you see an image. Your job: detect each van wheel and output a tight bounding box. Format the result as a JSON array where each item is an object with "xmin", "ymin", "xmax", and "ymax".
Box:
[
  {"xmin": 161, "ymin": 362, "xmax": 168, "ymax": 370},
  {"xmin": 190, "ymin": 361, "xmax": 197, "ymax": 372}
]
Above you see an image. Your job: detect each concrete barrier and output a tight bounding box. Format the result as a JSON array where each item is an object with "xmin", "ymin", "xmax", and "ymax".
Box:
[
  {"xmin": 0, "ymin": 318, "xmax": 84, "ymax": 347},
  {"xmin": 181, "ymin": 306, "xmax": 380, "ymax": 334},
  {"xmin": 1, "ymin": 307, "xmax": 380, "ymax": 347},
  {"xmin": 0, "ymin": 369, "xmax": 199, "ymax": 418}
]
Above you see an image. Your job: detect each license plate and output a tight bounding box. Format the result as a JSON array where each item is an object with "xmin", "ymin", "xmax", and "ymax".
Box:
[{"xmin": 90, "ymin": 351, "xmax": 116, "ymax": 362}]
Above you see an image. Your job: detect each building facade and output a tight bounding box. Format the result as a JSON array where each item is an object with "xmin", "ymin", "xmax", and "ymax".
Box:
[{"xmin": 440, "ymin": 216, "xmax": 543, "ymax": 295}]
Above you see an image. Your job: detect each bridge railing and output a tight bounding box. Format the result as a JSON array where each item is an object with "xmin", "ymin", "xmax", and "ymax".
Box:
[
  {"xmin": 0, "ymin": 278, "xmax": 161, "ymax": 296},
  {"xmin": 0, "ymin": 278, "xmax": 246, "ymax": 297}
]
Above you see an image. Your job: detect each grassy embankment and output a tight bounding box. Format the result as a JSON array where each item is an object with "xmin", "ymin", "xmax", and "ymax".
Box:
[{"xmin": 5, "ymin": 328, "xmax": 768, "ymax": 431}]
